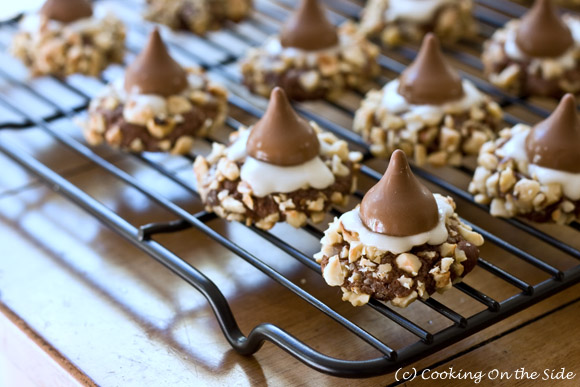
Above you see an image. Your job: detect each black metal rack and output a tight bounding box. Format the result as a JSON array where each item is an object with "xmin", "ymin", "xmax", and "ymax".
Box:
[{"xmin": 1, "ymin": 0, "xmax": 579, "ymax": 379}]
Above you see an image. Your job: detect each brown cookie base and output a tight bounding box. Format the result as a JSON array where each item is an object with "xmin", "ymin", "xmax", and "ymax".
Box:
[
  {"xmin": 469, "ymin": 125, "xmax": 580, "ymax": 224},
  {"xmin": 482, "ymin": 18, "xmax": 580, "ymax": 98},
  {"xmin": 359, "ymin": 0, "xmax": 476, "ymax": 46},
  {"xmin": 353, "ymin": 87, "xmax": 503, "ymax": 166},
  {"xmin": 84, "ymin": 68, "xmax": 228, "ymax": 154},
  {"xmin": 315, "ymin": 196, "xmax": 483, "ymax": 307},
  {"xmin": 194, "ymin": 126, "xmax": 362, "ymax": 230},
  {"xmin": 11, "ymin": 15, "xmax": 125, "ymax": 77},
  {"xmin": 240, "ymin": 23, "xmax": 380, "ymax": 101},
  {"xmin": 145, "ymin": 0, "xmax": 252, "ymax": 35}
]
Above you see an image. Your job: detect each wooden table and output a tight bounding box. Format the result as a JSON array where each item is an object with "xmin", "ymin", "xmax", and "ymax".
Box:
[{"xmin": 1, "ymin": 113, "xmax": 579, "ymax": 387}]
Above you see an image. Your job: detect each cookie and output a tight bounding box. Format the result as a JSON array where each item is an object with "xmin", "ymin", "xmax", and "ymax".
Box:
[
  {"xmin": 145, "ymin": 0, "xmax": 252, "ymax": 35},
  {"xmin": 194, "ymin": 88, "xmax": 362, "ymax": 230},
  {"xmin": 84, "ymin": 29, "xmax": 227, "ymax": 154},
  {"xmin": 240, "ymin": 0, "xmax": 379, "ymax": 101},
  {"xmin": 354, "ymin": 34, "xmax": 502, "ymax": 167},
  {"xmin": 469, "ymin": 94, "xmax": 580, "ymax": 224},
  {"xmin": 11, "ymin": 0, "xmax": 125, "ymax": 77},
  {"xmin": 482, "ymin": 0, "xmax": 580, "ymax": 98},
  {"xmin": 359, "ymin": 0, "xmax": 476, "ymax": 47},
  {"xmin": 315, "ymin": 150, "xmax": 483, "ymax": 307}
]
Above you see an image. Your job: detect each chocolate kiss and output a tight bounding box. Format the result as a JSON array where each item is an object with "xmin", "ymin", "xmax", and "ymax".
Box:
[
  {"xmin": 124, "ymin": 29, "xmax": 188, "ymax": 97},
  {"xmin": 280, "ymin": 0, "xmax": 339, "ymax": 51},
  {"xmin": 515, "ymin": 0, "xmax": 573, "ymax": 58},
  {"xmin": 360, "ymin": 150, "xmax": 439, "ymax": 237},
  {"xmin": 40, "ymin": 0, "xmax": 93, "ymax": 23},
  {"xmin": 525, "ymin": 94, "xmax": 580, "ymax": 173},
  {"xmin": 246, "ymin": 87, "xmax": 320, "ymax": 166},
  {"xmin": 398, "ymin": 33, "xmax": 464, "ymax": 105}
]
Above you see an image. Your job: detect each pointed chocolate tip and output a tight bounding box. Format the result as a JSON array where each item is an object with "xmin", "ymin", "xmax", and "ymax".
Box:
[
  {"xmin": 359, "ymin": 150, "xmax": 439, "ymax": 237},
  {"xmin": 398, "ymin": 33, "xmax": 464, "ymax": 105},
  {"xmin": 515, "ymin": 0, "xmax": 573, "ymax": 58},
  {"xmin": 280, "ymin": 0, "xmax": 339, "ymax": 51},
  {"xmin": 526, "ymin": 93, "xmax": 580, "ymax": 173},
  {"xmin": 40, "ymin": 0, "xmax": 93, "ymax": 23},
  {"xmin": 124, "ymin": 28, "xmax": 188, "ymax": 97},
  {"xmin": 246, "ymin": 87, "xmax": 320, "ymax": 166}
]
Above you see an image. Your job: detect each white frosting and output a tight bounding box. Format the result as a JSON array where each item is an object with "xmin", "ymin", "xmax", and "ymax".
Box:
[
  {"xmin": 503, "ymin": 17, "xmax": 580, "ymax": 71},
  {"xmin": 380, "ymin": 79, "xmax": 486, "ymax": 131},
  {"xmin": 384, "ymin": 0, "xmax": 456, "ymax": 23},
  {"xmin": 339, "ymin": 194, "xmax": 454, "ymax": 254},
  {"xmin": 122, "ymin": 94, "xmax": 168, "ymax": 123},
  {"xmin": 108, "ymin": 73, "xmax": 205, "ymax": 123},
  {"xmin": 528, "ymin": 165, "xmax": 580, "ymax": 200},
  {"xmin": 240, "ymin": 156, "xmax": 336, "ymax": 197},
  {"xmin": 497, "ymin": 125, "xmax": 580, "ymax": 200},
  {"xmin": 495, "ymin": 124, "xmax": 529, "ymax": 161},
  {"xmin": 227, "ymin": 129, "xmax": 251, "ymax": 161},
  {"xmin": 226, "ymin": 126, "xmax": 336, "ymax": 197},
  {"xmin": 19, "ymin": 6, "xmax": 108, "ymax": 34},
  {"xmin": 263, "ymin": 37, "xmax": 342, "ymax": 59}
]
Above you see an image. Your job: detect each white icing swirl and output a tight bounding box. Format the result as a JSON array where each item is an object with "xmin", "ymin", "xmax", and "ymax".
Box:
[
  {"xmin": 226, "ymin": 127, "xmax": 336, "ymax": 197},
  {"xmin": 263, "ymin": 37, "xmax": 342, "ymax": 59},
  {"xmin": 380, "ymin": 79, "xmax": 486, "ymax": 131},
  {"xmin": 339, "ymin": 194, "xmax": 454, "ymax": 254},
  {"xmin": 527, "ymin": 165, "xmax": 580, "ymax": 200},
  {"xmin": 503, "ymin": 17, "xmax": 580, "ymax": 71},
  {"xmin": 106, "ymin": 73, "xmax": 206, "ymax": 124},
  {"xmin": 497, "ymin": 125, "xmax": 580, "ymax": 200},
  {"xmin": 240, "ymin": 156, "xmax": 336, "ymax": 197},
  {"xmin": 384, "ymin": 0, "xmax": 456, "ymax": 23},
  {"xmin": 495, "ymin": 124, "xmax": 529, "ymax": 161},
  {"xmin": 122, "ymin": 94, "xmax": 168, "ymax": 123},
  {"xmin": 19, "ymin": 6, "xmax": 109, "ymax": 34}
]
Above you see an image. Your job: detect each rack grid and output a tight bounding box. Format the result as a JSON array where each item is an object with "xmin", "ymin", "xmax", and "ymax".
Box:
[{"xmin": 1, "ymin": 0, "xmax": 579, "ymax": 379}]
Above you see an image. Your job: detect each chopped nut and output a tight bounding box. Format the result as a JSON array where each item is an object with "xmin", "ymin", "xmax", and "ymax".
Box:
[
  {"xmin": 147, "ymin": 117, "xmax": 175, "ymax": 139},
  {"xmin": 514, "ymin": 179, "xmax": 541, "ymax": 203},
  {"xmin": 341, "ymin": 288, "xmax": 370, "ymax": 307},
  {"xmin": 167, "ymin": 96, "xmax": 192, "ymax": 115},
  {"xmin": 348, "ymin": 241, "xmax": 363, "ymax": 263},
  {"xmin": 278, "ymin": 199, "xmax": 296, "ymax": 212},
  {"xmin": 391, "ymin": 291, "xmax": 418, "ymax": 308},
  {"xmin": 499, "ymin": 169, "xmax": 516, "ymax": 193},
  {"xmin": 430, "ymin": 267, "xmax": 451, "ymax": 289},
  {"xmin": 298, "ymin": 70, "xmax": 320, "ymax": 91},
  {"xmin": 221, "ymin": 197, "xmax": 246, "ymax": 214},
  {"xmin": 398, "ymin": 275, "xmax": 414, "ymax": 289},
  {"xmin": 307, "ymin": 197, "xmax": 325, "ymax": 212},
  {"xmin": 331, "ymin": 155, "xmax": 350, "ymax": 177},
  {"xmin": 241, "ymin": 193, "xmax": 254, "ymax": 210},
  {"xmin": 440, "ymin": 243, "xmax": 456, "ymax": 257},
  {"xmin": 377, "ymin": 263, "xmax": 392, "ymax": 276},
  {"xmin": 104, "ymin": 125, "xmax": 122, "ymax": 147},
  {"xmin": 454, "ymin": 247, "xmax": 468, "ymax": 263},
  {"xmin": 457, "ymin": 224, "xmax": 484, "ymax": 246},
  {"xmin": 439, "ymin": 127, "xmax": 461, "ymax": 152},
  {"xmin": 171, "ymin": 136, "xmax": 194, "ymax": 155},
  {"xmin": 310, "ymin": 211, "xmax": 326, "ymax": 224},
  {"xmin": 323, "ymin": 255, "xmax": 345, "ymax": 286},
  {"xmin": 395, "ymin": 253, "xmax": 422, "ymax": 276},
  {"xmin": 416, "ymin": 281, "xmax": 427, "ymax": 298},
  {"xmin": 440, "ymin": 257, "xmax": 454, "ymax": 273},
  {"xmin": 217, "ymin": 158, "xmax": 240, "ymax": 181},
  {"xmin": 129, "ymin": 138, "xmax": 144, "ymax": 153},
  {"xmin": 285, "ymin": 210, "xmax": 307, "ymax": 228}
]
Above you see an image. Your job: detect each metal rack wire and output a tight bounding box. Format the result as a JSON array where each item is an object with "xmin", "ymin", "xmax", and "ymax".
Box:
[{"xmin": 0, "ymin": 0, "xmax": 579, "ymax": 379}]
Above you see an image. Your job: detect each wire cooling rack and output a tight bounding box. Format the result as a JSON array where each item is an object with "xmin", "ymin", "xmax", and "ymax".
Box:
[{"xmin": 0, "ymin": 0, "xmax": 579, "ymax": 379}]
